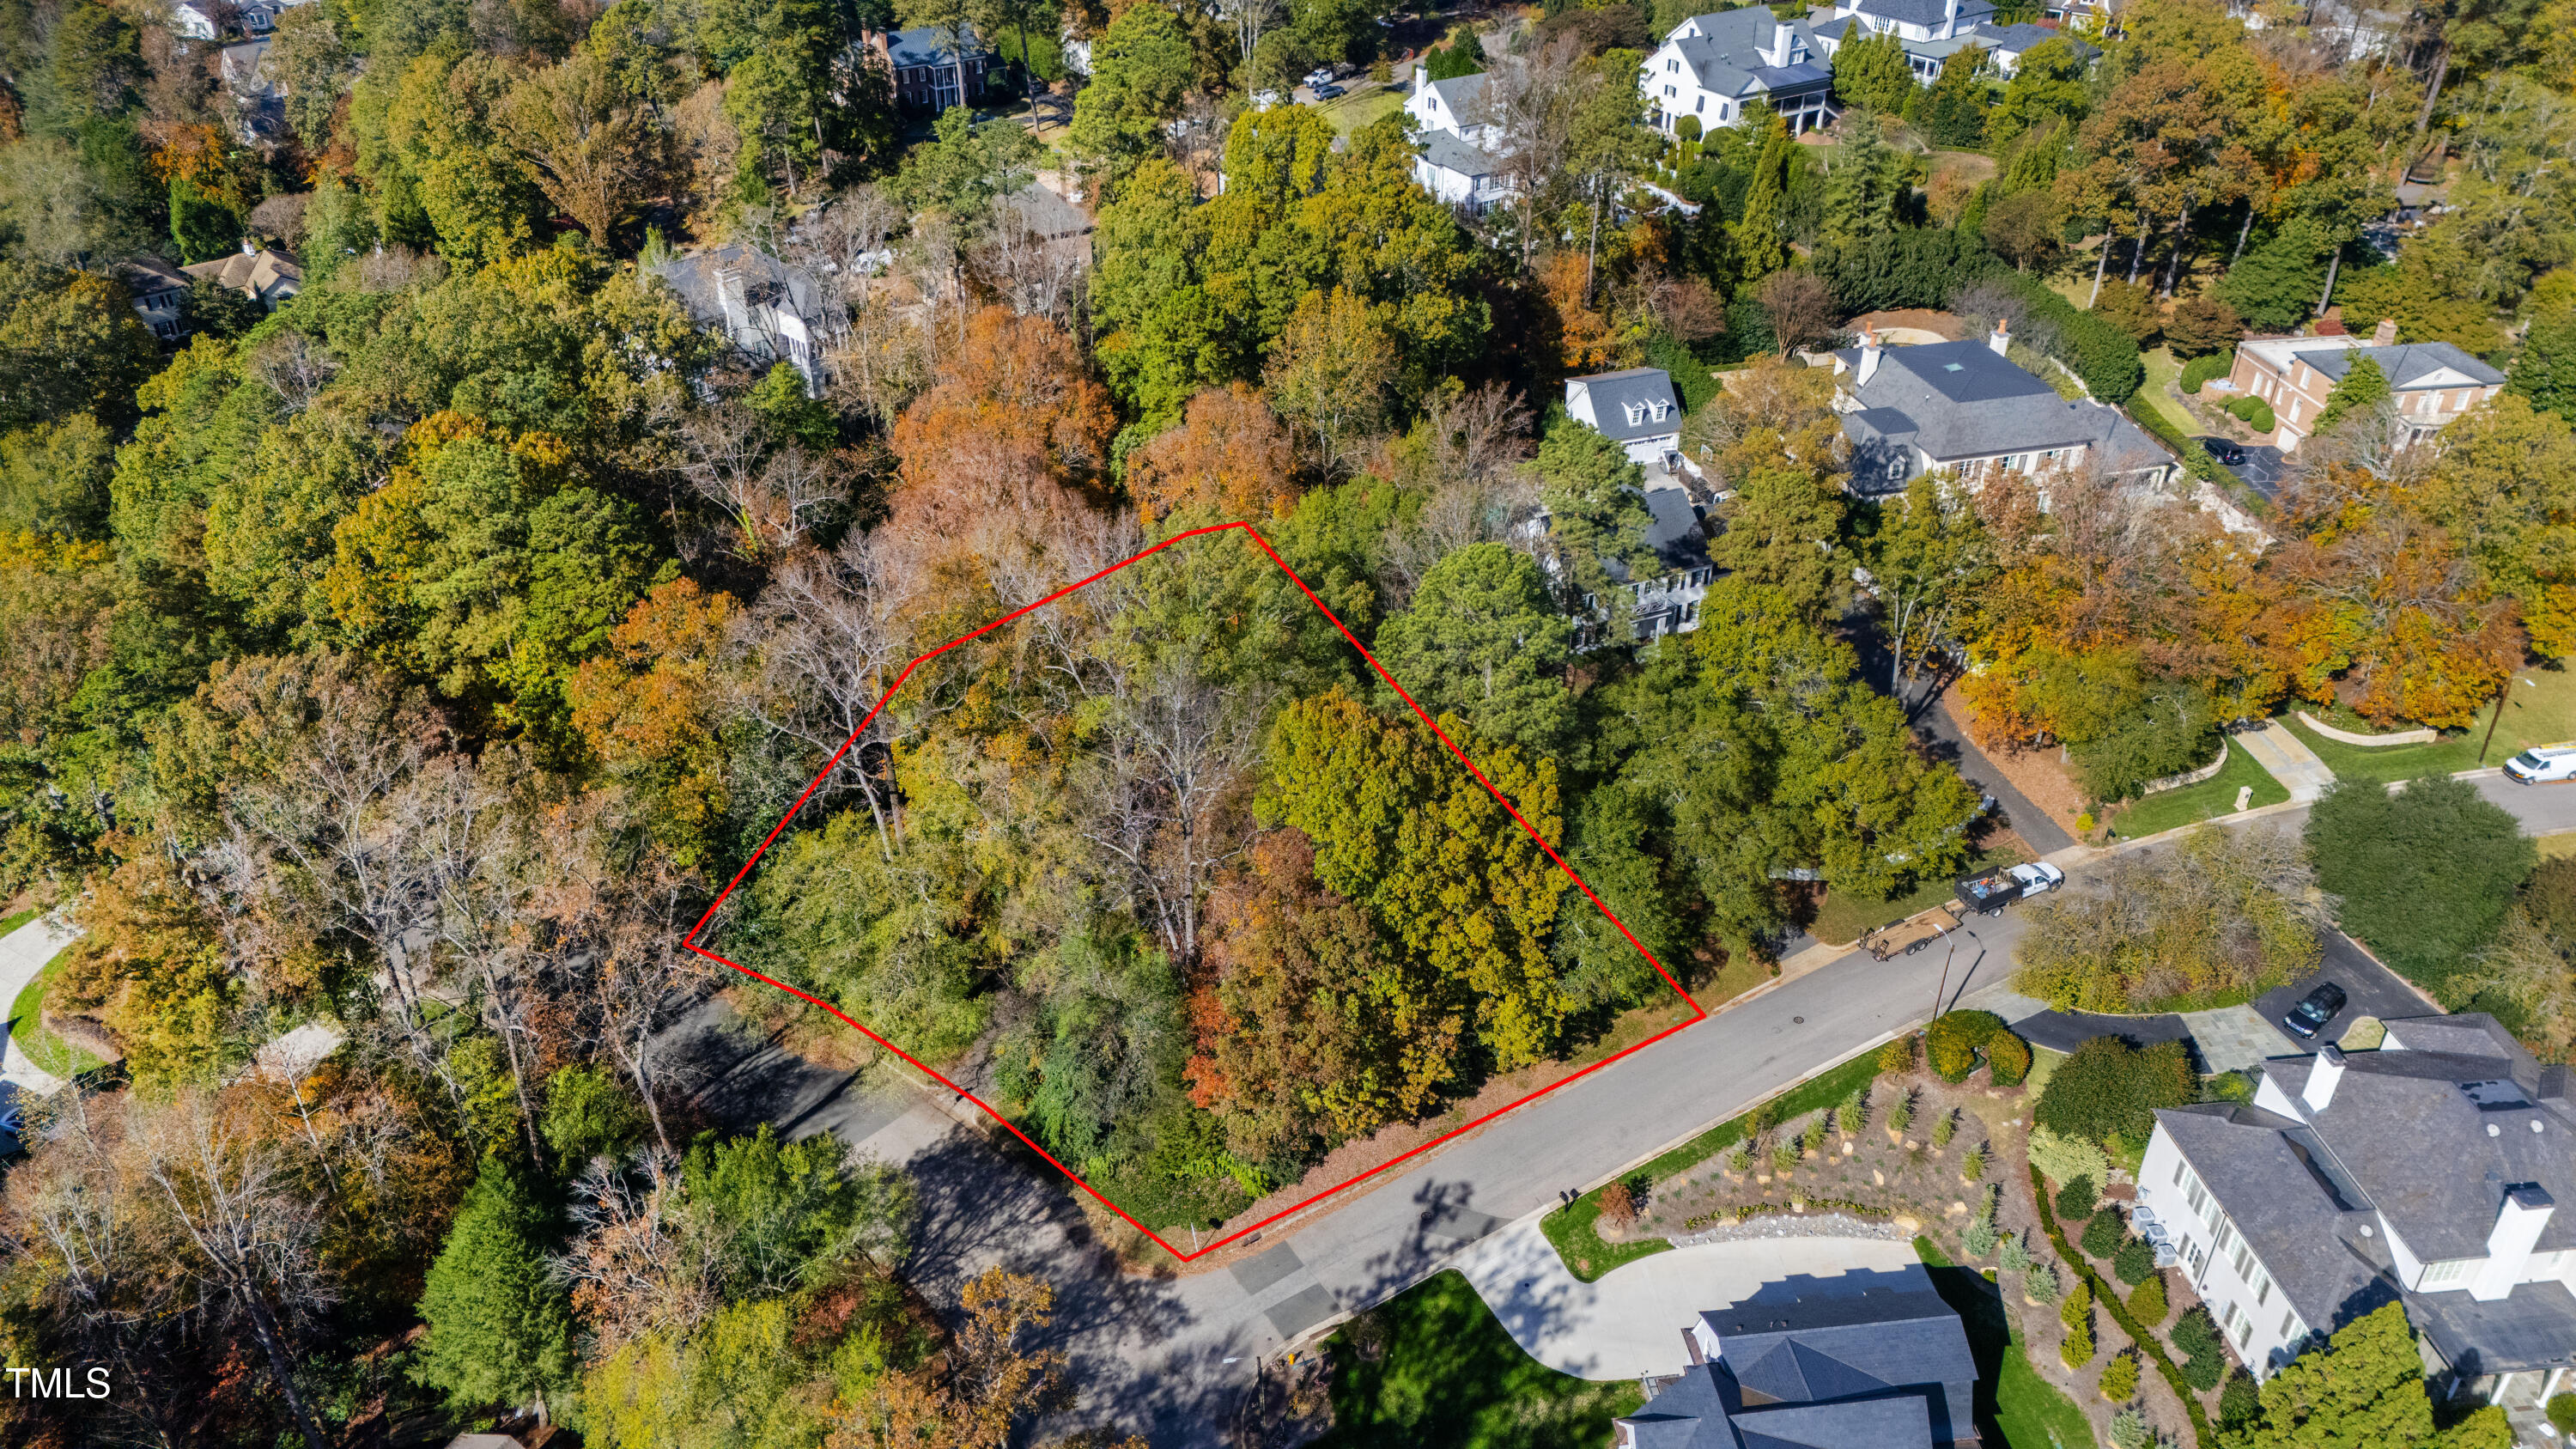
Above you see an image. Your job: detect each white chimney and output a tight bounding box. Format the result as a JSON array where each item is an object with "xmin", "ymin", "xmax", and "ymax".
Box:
[
  {"xmin": 1412, "ymin": 63, "xmax": 1426, "ymax": 93},
  {"xmin": 1858, "ymin": 326, "xmax": 1883, "ymax": 387},
  {"xmin": 1988, "ymin": 317, "xmax": 2011, "ymax": 356},
  {"xmin": 240, "ymin": 236, "xmax": 257, "ymax": 256},
  {"xmin": 1773, "ymin": 21, "xmax": 1791, "ymax": 61},
  {"xmin": 1941, "ymin": 0, "xmax": 1959, "ymax": 36},
  {"xmin": 2472, "ymin": 1184, "xmax": 2555, "ymax": 1300},
  {"xmin": 2303, "ymin": 1043, "xmax": 2346, "ymax": 1112}
]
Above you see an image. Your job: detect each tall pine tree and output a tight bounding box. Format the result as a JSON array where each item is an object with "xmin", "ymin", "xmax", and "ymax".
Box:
[{"xmin": 415, "ymin": 1160, "xmax": 575, "ymax": 1421}]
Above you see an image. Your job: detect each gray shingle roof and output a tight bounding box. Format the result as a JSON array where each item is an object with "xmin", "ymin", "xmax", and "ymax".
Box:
[
  {"xmin": 885, "ymin": 22, "xmax": 992, "ymax": 69},
  {"xmin": 1414, "ymin": 129, "xmax": 1502, "ymax": 180},
  {"xmin": 1620, "ymin": 1266, "xmax": 1970, "ymax": 1449},
  {"xmin": 1573, "ymin": 367, "xmax": 1684, "ymax": 442},
  {"xmin": 2156, "ymin": 1104, "xmax": 2395, "ymax": 1337},
  {"xmin": 1848, "ymin": 0, "xmax": 1996, "ymax": 29},
  {"xmin": 1666, "ymin": 9, "xmax": 1832, "ymax": 98},
  {"xmin": 1424, "ymin": 70, "xmax": 1487, "ymax": 117},
  {"xmin": 2288, "ymin": 340, "xmax": 2506, "ymax": 388}
]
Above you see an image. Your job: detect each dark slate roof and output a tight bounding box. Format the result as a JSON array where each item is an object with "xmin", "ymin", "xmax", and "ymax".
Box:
[
  {"xmin": 1666, "ymin": 9, "xmax": 1833, "ymax": 98},
  {"xmin": 647, "ymin": 243, "xmax": 824, "ymax": 330},
  {"xmin": 2156, "ymin": 1103, "xmax": 2393, "ymax": 1337},
  {"xmin": 1574, "ymin": 367, "xmax": 1685, "ymax": 442},
  {"xmin": 1620, "ymin": 1267, "xmax": 1968, "ymax": 1448},
  {"xmin": 2267, "ymin": 1019, "xmax": 2576, "ymax": 1262},
  {"xmin": 885, "ymin": 22, "xmax": 993, "ymax": 68},
  {"xmin": 2409, "ymin": 1280, "xmax": 2576, "ymax": 1377},
  {"xmin": 1002, "ymin": 181, "xmax": 1090, "ymax": 240},
  {"xmin": 1967, "ymin": 19, "xmax": 2083, "ymax": 53},
  {"xmin": 1848, "ymin": 0, "xmax": 1996, "ymax": 28},
  {"xmin": 1836, "ymin": 339, "xmax": 2114, "ymax": 460},
  {"xmin": 2287, "ymin": 340, "xmax": 2507, "ymax": 388},
  {"xmin": 1642, "ymin": 483, "xmax": 1710, "ymax": 570},
  {"xmin": 1415, "ymin": 129, "xmax": 1503, "ymax": 180}
]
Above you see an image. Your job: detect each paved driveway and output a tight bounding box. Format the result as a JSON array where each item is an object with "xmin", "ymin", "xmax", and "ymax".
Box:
[
  {"xmin": 2250, "ymin": 930, "xmax": 2440, "ymax": 1052},
  {"xmin": 1449, "ymin": 1222, "xmax": 1920, "ymax": 1379},
  {"xmin": 2202, "ymin": 439, "xmax": 2287, "ymax": 499}
]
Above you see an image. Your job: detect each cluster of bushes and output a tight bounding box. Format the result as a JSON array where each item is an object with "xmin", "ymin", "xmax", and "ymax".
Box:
[
  {"xmin": 2031, "ymin": 1167, "xmax": 2220, "ymax": 1446},
  {"xmin": 2172, "ymin": 1305, "xmax": 2229, "ymax": 1390},
  {"xmin": 2226, "ymin": 393, "xmax": 2276, "ymax": 432},
  {"xmin": 1820, "ymin": 228, "xmax": 1988, "ymax": 317},
  {"xmin": 2181, "ymin": 353, "xmax": 2232, "ymax": 393},
  {"xmin": 1920, "ymin": 1009, "xmax": 2032, "ymax": 1085},
  {"xmin": 1965, "ymin": 270, "xmax": 2148, "ymax": 404},
  {"xmin": 2032, "ymin": 1035, "xmax": 2196, "ymax": 1166}
]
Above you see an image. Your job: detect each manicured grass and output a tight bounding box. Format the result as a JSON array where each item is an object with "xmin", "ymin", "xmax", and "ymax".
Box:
[
  {"xmin": 1917, "ymin": 1238, "xmax": 2099, "ymax": 1449},
  {"xmin": 2540, "ymin": 832, "xmax": 2576, "ymax": 861},
  {"xmin": 2276, "ymin": 664, "xmax": 2576, "ymax": 786},
  {"xmin": 1316, "ymin": 1269, "xmax": 1643, "ymax": 1449},
  {"xmin": 8, "ymin": 959, "xmax": 103, "ymax": 1081},
  {"xmin": 2109, "ymin": 740, "xmax": 2288, "ymax": 841},
  {"xmin": 0, "ymin": 907, "xmax": 36, "ymax": 937},
  {"xmin": 1540, "ymin": 1053, "xmax": 1880, "ymax": 1282},
  {"xmin": 1811, "ymin": 842, "xmax": 2016, "ymax": 947},
  {"xmin": 2136, "ymin": 346, "xmax": 2207, "ymax": 441},
  {"xmin": 1317, "ymin": 86, "xmax": 1402, "ymax": 136}
]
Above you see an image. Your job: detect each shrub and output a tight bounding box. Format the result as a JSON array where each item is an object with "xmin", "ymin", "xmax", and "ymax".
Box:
[
  {"xmin": 2061, "ymin": 1316, "xmax": 2095, "ymax": 1368},
  {"xmin": 1772, "ymin": 1140, "xmax": 1801, "ymax": 1172},
  {"xmin": 1887, "ymin": 1089, "xmax": 1916, "ymax": 1135},
  {"xmin": 2109, "ymin": 1408, "xmax": 2151, "ymax": 1449},
  {"xmin": 2222, "ymin": 1369, "xmax": 2262, "ymax": 1428},
  {"xmin": 1986, "ymin": 1029, "xmax": 2031, "ymax": 1087},
  {"xmin": 2061, "ymin": 1277, "xmax": 2091, "ymax": 1330},
  {"xmin": 2026, "ymin": 1261, "xmax": 2062, "ymax": 1305},
  {"xmin": 2082, "ymin": 1209, "xmax": 2124, "ymax": 1259},
  {"xmin": 1599, "ymin": 1181, "xmax": 1637, "ymax": 1227},
  {"xmin": 2113, "ymin": 1234, "xmax": 2157, "ymax": 1286},
  {"xmin": 2226, "ymin": 393, "xmax": 2275, "ymax": 432},
  {"xmin": 2171, "ymin": 1304, "xmax": 2221, "ymax": 1359},
  {"xmin": 1964, "ymin": 1216, "xmax": 1998, "ymax": 1258},
  {"xmin": 2553, "ymin": 1394, "xmax": 2576, "ymax": 1437},
  {"xmin": 1676, "ymin": 115, "xmax": 1703, "ymax": 142},
  {"xmin": 1727, "ymin": 1144, "xmax": 1753, "ymax": 1172},
  {"xmin": 2035, "ymin": 1037, "xmax": 2196, "ymax": 1157},
  {"xmin": 1924, "ymin": 1009, "xmax": 2006, "ymax": 1081},
  {"xmin": 2000, "ymin": 1233, "xmax": 2032, "ymax": 1273},
  {"xmin": 1801, "ymin": 1115, "xmax": 1829, "ymax": 1154},
  {"xmin": 2031, "ymin": 1128, "xmax": 2112, "ymax": 1195},
  {"xmin": 2180, "ymin": 351, "xmax": 2231, "ymax": 393},
  {"xmin": 1837, "ymin": 1087, "xmax": 1868, "ymax": 1135},
  {"xmin": 1750, "ymin": 1099, "xmax": 1785, "ymax": 1135},
  {"xmin": 1931, "ymin": 1108, "xmax": 1958, "ymax": 1148},
  {"xmin": 1959, "ymin": 1147, "xmax": 1986, "ymax": 1182},
  {"xmin": 2099, "ymin": 1352, "xmax": 2141, "ymax": 1402},
  {"xmin": 1878, "ymin": 1034, "xmax": 1920, "ymax": 1074},
  {"xmin": 2091, "ymin": 277, "xmax": 2162, "ymax": 346},
  {"xmin": 2129, "ymin": 1270, "xmax": 2168, "ymax": 1326},
  {"xmin": 2055, "ymin": 1175, "xmax": 2099, "ymax": 1220},
  {"xmin": 1823, "ymin": 228, "xmax": 1987, "ymax": 316},
  {"xmin": 2179, "ymin": 1344, "xmax": 2226, "ymax": 1391}
]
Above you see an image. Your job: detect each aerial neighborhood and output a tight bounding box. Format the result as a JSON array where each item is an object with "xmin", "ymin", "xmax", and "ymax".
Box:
[{"xmin": 2, "ymin": 0, "xmax": 2574, "ymax": 1443}]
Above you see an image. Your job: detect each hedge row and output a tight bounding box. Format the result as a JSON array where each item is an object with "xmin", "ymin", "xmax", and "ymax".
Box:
[
  {"xmin": 1974, "ymin": 269, "xmax": 2148, "ymax": 405},
  {"xmin": 2031, "ymin": 1166, "xmax": 2215, "ymax": 1449},
  {"xmin": 2122, "ymin": 396, "xmax": 2227, "ymax": 488}
]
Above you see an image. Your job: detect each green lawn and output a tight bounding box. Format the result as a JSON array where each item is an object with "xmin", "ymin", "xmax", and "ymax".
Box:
[
  {"xmin": 9, "ymin": 959, "xmax": 103, "ymax": 1081},
  {"xmin": 0, "ymin": 907, "xmax": 35, "ymax": 937},
  {"xmin": 1918, "ymin": 1239, "xmax": 2099, "ymax": 1449},
  {"xmin": 1540, "ymin": 1054, "xmax": 1880, "ymax": 1282},
  {"xmin": 2109, "ymin": 739, "xmax": 2288, "ymax": 840},
  {"xmin": 2275, "ymin": 664, "xmax": 2576, "ymax": 787},
  {"xmin": 1315, "ymin": 1269, "xmax": 1643, "ymax": 1449},
  {"xmin": 1811, "ymin": 842, "xmax": 2017, "ymax": 947},
  {"xmin": 1317, "ymin": 86, "xmax": 1402, "ymax": 136},
  {"xmin": 2135, "ymin": 346, "xmax": 2205, "ymax": 441}
]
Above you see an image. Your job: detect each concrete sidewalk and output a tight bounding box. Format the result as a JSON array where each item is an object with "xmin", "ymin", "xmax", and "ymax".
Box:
[
  {"xmin": 1450, "ymin": 1221, "xmax": 1920, "ymax": 1380},
  {"xmin": 2234, "ymin": 722, "xmax": 2334, "ymax": 803}
]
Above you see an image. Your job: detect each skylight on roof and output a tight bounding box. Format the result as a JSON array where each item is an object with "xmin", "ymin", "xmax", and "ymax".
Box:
[{"xmin": 1943, "ymin": 362, "xmax": 1964, "ymax": 371}]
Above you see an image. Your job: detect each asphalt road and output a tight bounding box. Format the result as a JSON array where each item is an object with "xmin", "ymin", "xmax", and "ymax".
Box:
[
  {"xmin": 696, "ymin": 772, "xmax": 2576, "ymax": 1445},
  {"xmin": 2202, "ymin": 437, "xmax": 2288, "ymax": 500}
]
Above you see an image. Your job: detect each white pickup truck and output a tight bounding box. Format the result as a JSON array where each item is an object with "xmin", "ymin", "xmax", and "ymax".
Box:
[{"xmin": 1953, "ymin": 861, "xmax": 2066, "ymax": 916}]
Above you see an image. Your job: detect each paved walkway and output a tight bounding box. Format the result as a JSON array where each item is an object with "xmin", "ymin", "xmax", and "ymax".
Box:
[
  {"xmin": 0, "ymin": 913, "xmax": 77, "ymax": 1098},
  {"xmin": 2178, "ymin": 1006, "xmax": 2283, "ymax": 1073},
  {"xmin": 1449, "ymin": 1222, "xmax": 1921, "ymax": 1380},
  {"xmin": 2235, "ymin": 722, "xmax": 2335, "ymax": 803}
]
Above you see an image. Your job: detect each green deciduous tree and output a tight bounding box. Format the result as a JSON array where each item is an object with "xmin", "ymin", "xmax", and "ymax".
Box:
[
  {"xmin": 2016, "ymin": 825, "xmax": 2318, "ymax": 1013},
  {"xmin": 1067, "ymin": 2, "xmax": 1194, "ymax": 187},
  {"xmin": 1912, "ymin": 46, "xmax": 1990, "ymax": 148},
  {"xmin": 1371, "ymin": 543, "xmax": 1574, "ymax": 759},
  {"xmin": 1987, "ymin": 37, "xmax": 2089, "ymax": 143},
  {"xmin": 2314, "ymin": 353, "xmax": 2392, "ymax": 435},
  {"xmin": 1530, "ymin": 421, "xmax": 1655, "ymax": 611},
  {"xmin": 2032, "ymin": 1034, "xmax": 2196, "ymax": 1157},
  {"xmin": 2308, "ymin": 774, "xmax": 2534, "ymax": 990}
]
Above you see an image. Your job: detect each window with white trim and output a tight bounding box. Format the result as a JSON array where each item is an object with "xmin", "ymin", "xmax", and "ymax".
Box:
[{"xmin": 2420, "ymin": 1257, "xmax": 2477, "ymax": 1288}]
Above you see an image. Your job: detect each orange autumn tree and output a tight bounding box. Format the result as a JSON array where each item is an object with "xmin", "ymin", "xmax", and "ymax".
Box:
[
  {"xmin": 884, "ymin": 306, "xmax": 1116, "ymax": 565},
  {"xmin": 1536, "ymin": 249, "xmax": 1638, "ymax": 374},
  {"xmin": 564, "ymin": 576, "xmax": 742, "ymax": 869},
  {"xmin": 1124, "ymin": 382, "xmax": 1297, "ymax": 523}
]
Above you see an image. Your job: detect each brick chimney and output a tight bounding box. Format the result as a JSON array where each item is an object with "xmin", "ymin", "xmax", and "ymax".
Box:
[{"xmin": 2372, "ymin": 317, "xmax": 2398, "ymax": 347}]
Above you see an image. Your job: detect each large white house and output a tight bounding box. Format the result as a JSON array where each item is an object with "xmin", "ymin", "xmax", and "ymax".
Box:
[
  {"xmin": 1558, "ymin": 368, "xmax": 1715, "ymax": 646},
  {"xmin": 2136, "ymin": 1014, "xmax": 2576, "ymax": 1402},
  {"xmin": 1405, "ymin": 68, "xmax": 1515, "ymax": 214},
  {"xmin": 1638, "ymin": 7, "xmax": 1836, "ymax": 135},
  {"xmin": 1807, "ymin": 0, "xmax": 2080, "ymax": 79}
]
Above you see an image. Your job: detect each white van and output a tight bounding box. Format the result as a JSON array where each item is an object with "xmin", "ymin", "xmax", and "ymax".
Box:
[{"xmin": 2505, "ymin": 745, "xmax": 2576, "ymax": 784}]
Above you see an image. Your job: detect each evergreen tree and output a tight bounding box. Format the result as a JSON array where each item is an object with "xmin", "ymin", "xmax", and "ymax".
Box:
[
  {"xmin": 1913, "ymin": 46, "xmax": 1989, "ymax": 148},
  {"xmin": 1709, "ymin": 460, "xmax": 1849, "ymax": 623},
  {"xmin": 2216, "ymin": 223, "xmax": 2328, "ymax": 334},
  {"xmin": 415, "ymin": 1160, "xmax": 574, "ymax": 1418},
  {"xmin": 1830, "ymin": 30, "xmax": 1913, "ymax": 116},
  {"xmin": 2510, "ymin": 298, "xmax": 2576, "ymax": 423},
  {"xmin": 1735, "ymin": 118, "xmax": 1792, "ymax": 278},
  {"xmin": 2314, "ymin": 354, "xmax": 2392, "ymax": 435},
  {"xmin": 1532, "ymin": 422, "xmax": 1657, "ymax": 610},
  {"xmin": 1822, "ymin": 113, "xmax": 1901, "ymax": 247},
  {"xmin": 1371, "ymin": 543, "xmax": 1575, "ymax": 758},
  {"xmin": 2220, "ymin": 1303, "xmax": 2432, "ymax": 1449}
]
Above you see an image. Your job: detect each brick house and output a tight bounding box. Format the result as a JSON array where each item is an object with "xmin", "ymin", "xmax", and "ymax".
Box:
[
  {"xmin": 2224, "ymin": 319, "xmax": 2508, "ymax": 454},
  {"xmin": 861, "ymin": 25, "xmax": 998, "ymax": 110}
]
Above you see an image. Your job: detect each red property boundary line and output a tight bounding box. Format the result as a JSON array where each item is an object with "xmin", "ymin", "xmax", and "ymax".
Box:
[{"xmin": 681, "ymin": 521, "xmax": 1708, "ymax": 1263}]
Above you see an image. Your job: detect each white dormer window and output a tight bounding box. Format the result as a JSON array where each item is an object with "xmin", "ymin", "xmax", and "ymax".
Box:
[
  {"xmin": 1624, "ymin": 402, "xmax": 1646, "ymax": 425},
  {"xmin": 1648, "ymin": 401, "xmax": 1670, "ymax": 423}
]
